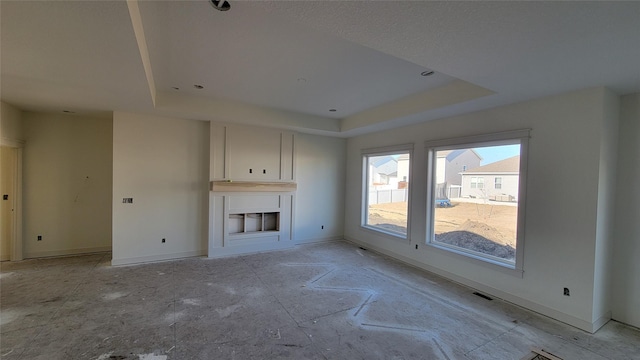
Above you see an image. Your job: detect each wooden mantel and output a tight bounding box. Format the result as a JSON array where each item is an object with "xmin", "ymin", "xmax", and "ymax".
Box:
[{"xmin": 210, "ymin": 181, "xmax": 297, "ymax": 193}]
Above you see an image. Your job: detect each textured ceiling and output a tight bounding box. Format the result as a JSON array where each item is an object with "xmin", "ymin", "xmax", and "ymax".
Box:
[{"xmin": 2, "ymin": 1, "xmax": 639, "ymax": 137}]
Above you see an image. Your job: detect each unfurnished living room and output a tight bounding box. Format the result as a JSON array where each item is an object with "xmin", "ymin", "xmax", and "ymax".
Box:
[{"xmin": 1, "ymin": 1, "xmax": 639, "ymax": 359}]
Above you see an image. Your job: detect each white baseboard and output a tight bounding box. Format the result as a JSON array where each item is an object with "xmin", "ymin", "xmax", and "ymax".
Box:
[
  {"xmin": 208, "ymin": 241, "xmax": 294, "ymax": 258},
  {"xmin": 295, "ymin": 235, "xmax": 342, "ymax": 245},
  {"xmin": 25, "ymin": 246, "xmax": 111, "ymax": 259},
  {"xmin": 111, "ymin": 250, "xmax": 206, "ymax": 266},
  {"xmin": 344, "ymin": 236, "xmax": 608, "ymax": 333}
]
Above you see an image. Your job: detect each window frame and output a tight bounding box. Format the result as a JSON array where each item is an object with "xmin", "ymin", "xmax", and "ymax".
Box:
[
  {"xmin": 361, "ymin": 143, "xmax": 414, "ymax": 240},
  {"xmin": 495, "ymin": 177, "xmax": 503, "ymax": 190},
  {"xmin": 425, "ymin": 130, "xmax": 530, "ymax": 275}
]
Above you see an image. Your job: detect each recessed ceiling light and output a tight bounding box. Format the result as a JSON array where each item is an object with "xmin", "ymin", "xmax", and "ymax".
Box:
[
  {"xmin": 172, "ymin": 87, "xmax": 180, "ymax": 90},
  {"xmin": 329, "ymin": 109, "xmax": 337, "ymax": 112},
  {"xmin": 194, "ymin": 84, "xmax": 204, "ymax": 89},
  {"xmin": 210, "ymin": 0, "xmax": 230, "ymax": 11},
  {"xmin": 421, "ymin": 70, "xmax": 435, "ymax": 77}
]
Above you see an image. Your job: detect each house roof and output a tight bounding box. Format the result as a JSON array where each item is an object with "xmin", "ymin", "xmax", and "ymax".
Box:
[
  {"xmin": 463, "ymin": 156, "xmax": 520, "ymax": 174},
  {"xmin": 372, "ymin": 157, "xmax": 398, "ymax": 176},
  {"xmin": 437, "ymin": 149, "xmax": 482, "ymax": 162},
  {"xmin": 2, "ymin": 2, "xmax": 640, "ymax": 137}
]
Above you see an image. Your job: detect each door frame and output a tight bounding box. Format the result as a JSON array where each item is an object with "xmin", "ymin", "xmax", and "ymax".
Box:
[{"xmin": 1, "ymin": 138, "xmax": 24, "ymax": 261}]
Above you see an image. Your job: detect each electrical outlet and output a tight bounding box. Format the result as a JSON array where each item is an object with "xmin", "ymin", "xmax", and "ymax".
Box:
[
  {"xmin": 37, "ymin": 235, "xmax": 42, "ymax": 241},
  {"xmin": 162, "ymin": 238, "xmax": 166, "ymax": 243},
  {"xmin": 563, "ymin": 287, "xmax": 570, "ymax": 296},
  {"xmin": 321, "ymin": 225, "xmax": 324, "ymax": 229},
  {"xmin": 415, "ymin": 244, "xmax": 418, "ymax": 249}
]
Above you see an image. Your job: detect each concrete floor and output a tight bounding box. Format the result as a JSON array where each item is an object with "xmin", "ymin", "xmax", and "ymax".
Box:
[{"xmin": 1, "ymin": 241, "xmax": 638, "ymax": 360}]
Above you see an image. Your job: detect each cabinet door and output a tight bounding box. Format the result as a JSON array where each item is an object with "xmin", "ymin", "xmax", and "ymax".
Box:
[{"xmin": 227, "ymin": 127, "xmax": 282, "ymax": 180}]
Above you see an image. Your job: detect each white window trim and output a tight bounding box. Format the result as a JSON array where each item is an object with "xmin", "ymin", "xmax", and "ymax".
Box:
[
  {"xmin": 425, "ymin": 130, "xmax": 530, "ymax": 276},
  {"xmin": 361, "ymin": 144, "xmax": 414, "ymax": 240}
]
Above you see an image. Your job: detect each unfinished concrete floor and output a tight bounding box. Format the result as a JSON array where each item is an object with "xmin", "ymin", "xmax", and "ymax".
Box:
[{"xmin": 1, "ymin": 241, "xmax": 639, "ymax": 360}]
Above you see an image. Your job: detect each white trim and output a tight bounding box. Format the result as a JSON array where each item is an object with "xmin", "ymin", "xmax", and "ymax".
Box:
[
  {"xmin": 111, "ymin": 250, "xmax": 206, "ymax": 266},
  {"xmin": 294, "ymin": 235, "xmax": 342, "ymax": 245},
  {"xmin": 425, "ymin": 241, "xmax": 523, "ymax": 277},
  {"xmin": 425, "ymin": 130, "xmax": 530, "ymax": 273},
  {"xmin": 462, "ymin": 171, "xmax": 519, "ymax": 175},
  {"xmin": 362, "ymin": 143, "xmax": 414, "ymax": 156},
  {"xmin": 424, "ymin": 129, "xmax": 531, "ymax": 149},
  {"xmin": 26, "ymin": 246, "xmax": 112, "ymax": 259},
  {"xmin": 208, "ymin": 241, "xmax": 293, "ymax": 258},
  {"xmin": 361, "ymin": 145, "xmax": 413, "ymax": 241},
  {"xmin": 13, "ymin": 147, "xmax": 23, "ymax": 261},
  {"xmin": 1, "ymin": 142, "xmax": 24, "ymax": 261}
]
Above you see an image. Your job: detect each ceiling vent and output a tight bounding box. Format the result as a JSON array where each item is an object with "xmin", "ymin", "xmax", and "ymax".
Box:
[{"xmin": 210, "ymin": 0, "xmax": 230, "ymax": 12}]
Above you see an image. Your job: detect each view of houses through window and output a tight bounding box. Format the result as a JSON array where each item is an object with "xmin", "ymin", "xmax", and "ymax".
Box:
[
  {"xmin": 431, "ymin": 144, "xmax": 521, "ymax": 264},
  {"xmin": 364, "ymin": 152, "xmax": 410, "ymax": 236},
  {"xmin": 362, "ymin": 137, "xmax": 525, "ymax": 267}
]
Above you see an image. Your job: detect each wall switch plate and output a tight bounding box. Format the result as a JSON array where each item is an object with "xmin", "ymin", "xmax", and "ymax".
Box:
[
  {"xmin": 37, "ymin": 235, "xmax": 42, "ymax": 241},
  {"xmin": 2, "ymin": 194, "xmax": 8, "ymax": 200},
  {"xmin": 122, "ymin": 198, "xmax": 133, "ymax": 204}
]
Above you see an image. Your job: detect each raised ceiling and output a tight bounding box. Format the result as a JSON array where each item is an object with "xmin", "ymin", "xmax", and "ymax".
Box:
[{"xmin": 2, "ymin": 1, "xmax": 639, "ymax": 137}]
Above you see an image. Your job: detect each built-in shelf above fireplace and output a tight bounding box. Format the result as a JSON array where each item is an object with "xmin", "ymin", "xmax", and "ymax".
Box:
[
  {"xmin": 228, "ymin": 212, "xmax": 280, "ymax": 235},
  {"xmin": 210, "ymin": 181, "xmax": 297, "ymax": 192}
]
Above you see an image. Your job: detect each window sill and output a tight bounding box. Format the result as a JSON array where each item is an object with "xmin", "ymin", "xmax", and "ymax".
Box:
[
  {"xmin": 360, "ymin": 225, "xmax": 409, "ymax": 242},
  {"xmin": 426, "ymin": 242, "xmax": 524, "ymax": 278}
]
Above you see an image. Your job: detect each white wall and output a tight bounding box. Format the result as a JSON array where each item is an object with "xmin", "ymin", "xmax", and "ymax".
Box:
[
  {"xmin": 1, "ymin": 101, "xmax": 23, "ymax": 141},
  {"xmin": 22, "ymin": 112, "xmax": 112, "ymax": 257},
  {"xmin": 612, "ymin": 93, "xmax": 640, "ymax": 328},
  {"xmin": 344, "ymin": 87, "xmax": 617, "ymax": 332},
  {"xmin": 294, "ymin": 133, "xmax": 346, "ymax": 243},
  {"xmin": 112, "ymin": 112, "xmax": 209, "ymax": 265}
]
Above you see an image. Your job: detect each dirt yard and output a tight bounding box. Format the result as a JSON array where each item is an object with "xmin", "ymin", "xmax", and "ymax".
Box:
[{"xmin": 368, "ymin": 201, "xmax": 518, "ymax": 260}]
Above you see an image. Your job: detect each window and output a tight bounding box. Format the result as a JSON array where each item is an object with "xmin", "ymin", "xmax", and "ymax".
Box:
[
  {"xmin": 362, "ymin": 145, "xmax": 412, "ymax": 238},
  {"xmin": 425, "ymin": 130, "xmax": 529, "ymax": 272},
  {"xmin": 471, "ymin": 177, "xmax": 484, "ymax": 189}
]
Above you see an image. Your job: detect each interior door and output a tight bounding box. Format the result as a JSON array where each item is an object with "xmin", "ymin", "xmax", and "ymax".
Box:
[{"xmin": 1, "ymin": 146, "xmax": 17, "ymax": 261}]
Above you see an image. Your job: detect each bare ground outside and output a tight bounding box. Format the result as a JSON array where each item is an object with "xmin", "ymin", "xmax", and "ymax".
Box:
[{"xmin": 367, "ymin": 201, "xmax": 518, "ymax": 261}]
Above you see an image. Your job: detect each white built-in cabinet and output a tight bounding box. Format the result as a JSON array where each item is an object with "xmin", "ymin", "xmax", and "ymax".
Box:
[
  {"xmin": 213, "ymin": 125, "xmax": 295, "ymax": 181},
  {"xmin": 208, "ymin": 124, "xmax": 296, "ymax": 257}
]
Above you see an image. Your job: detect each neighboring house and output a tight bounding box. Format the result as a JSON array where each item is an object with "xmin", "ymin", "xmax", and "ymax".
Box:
[
  {"xmin": 436, "ymin": 149, "xmax": 482, "ymax": 198},
  {"xmin": 397, "ymin": 154, "xmax": 410, "ymax": 190},
  {"xmin": 369, "ymin": 156, "xmax": 398, "ymax": 188},
  {"xmin": 460, "ymin": 155, "xmax": 520, "ymax": 201}
]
